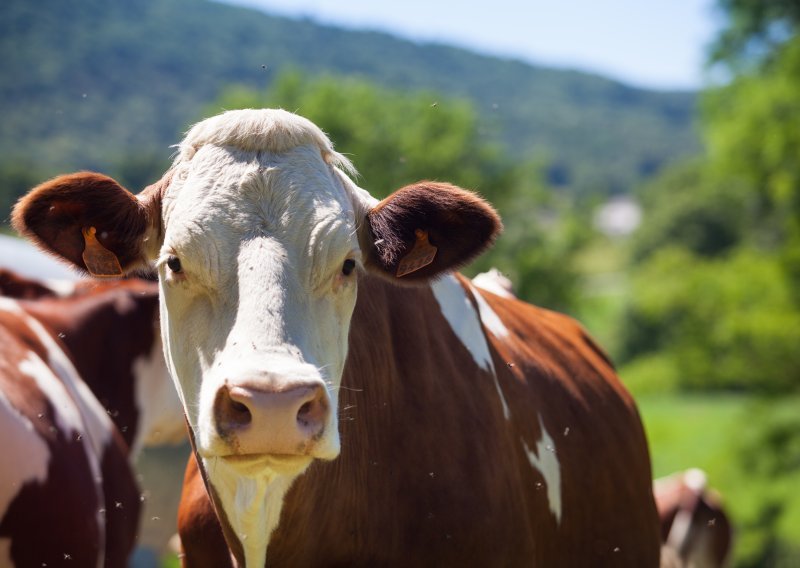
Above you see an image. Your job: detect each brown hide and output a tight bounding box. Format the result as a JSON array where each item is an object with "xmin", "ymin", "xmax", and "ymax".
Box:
[
  {"xmin": 0, "ymin": 304, "xmax": 140, "ymax": 567},
  {"xmin": 178, "ymin": 274, "xmax": 660, "ymax": 567}
]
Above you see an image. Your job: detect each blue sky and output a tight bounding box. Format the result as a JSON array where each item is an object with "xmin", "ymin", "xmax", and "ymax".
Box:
[{"xmin": 224, "ymin": 0, "xmax": 722, "ymax": 90}]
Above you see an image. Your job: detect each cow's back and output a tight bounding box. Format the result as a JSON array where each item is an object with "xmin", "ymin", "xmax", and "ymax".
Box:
[{"xmin": 474, "ymin": 282, "xmax": 661, "ymax": 565}]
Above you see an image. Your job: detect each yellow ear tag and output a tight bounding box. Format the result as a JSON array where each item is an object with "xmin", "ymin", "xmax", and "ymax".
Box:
[
  {"xmin": 396, "ymin": 229, "xmax": 438, "ymax": 277},
  {"xmin": 81, "ymin": 227, "xmax": 123, "ymax": 278}
]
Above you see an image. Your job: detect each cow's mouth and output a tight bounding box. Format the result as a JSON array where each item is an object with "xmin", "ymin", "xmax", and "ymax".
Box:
[{"xmin": 220, "ymin": 452, "xmax": 314, "ymax": 475}]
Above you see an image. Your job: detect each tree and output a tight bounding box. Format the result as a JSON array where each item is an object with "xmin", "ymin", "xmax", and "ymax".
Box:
[
  {"xmin": 208, "ymin": 71, "xmax": 584, "ymax": 311},
  {"xmin": 210, "ymin": 71, "xmax": 513, "ymax": 201},
  {"xmin": 705, "ymin": 1, "xmax": 800, "ymax": 287}
]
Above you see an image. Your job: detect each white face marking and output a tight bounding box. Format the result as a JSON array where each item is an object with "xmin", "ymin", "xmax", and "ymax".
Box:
[
  {"xmin": 159, "ymin": 143, "xmax": 358, "ymax": 458},
  {"xmin": 131, "ymin": 325, "xmax": 184, "ymax": 457},
  {"xmin": 202, "ymin": 456, "xmax": 302, "ymax": 568},
  {"xmin": 0, "ymin": 389, "xmax": 50, "ymax": 523},
  {"xmin": 432, "ymin": 276, "xmax": 511, "ymax": 419},
  {"xmin": 153, "ymin": 110, "xmax": 375, "ymax": 564},
  {"xmin": 522, "ymin": 415, "xmax": 562, "ymax": 524}
]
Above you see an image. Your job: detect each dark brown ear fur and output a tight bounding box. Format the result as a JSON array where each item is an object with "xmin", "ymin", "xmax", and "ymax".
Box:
[
  {"xmin": 11, "ymin": 172, "xmax": 153, "ymax": 274},
  {"xmin": 363, "ymin": 181, "xmax": 502, "ymax": 282}
]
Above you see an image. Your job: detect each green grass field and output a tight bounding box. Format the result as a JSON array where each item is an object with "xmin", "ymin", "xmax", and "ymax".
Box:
[{"xmin": 636, "ymin": 393, "xmax": 800, "ymax": 567}]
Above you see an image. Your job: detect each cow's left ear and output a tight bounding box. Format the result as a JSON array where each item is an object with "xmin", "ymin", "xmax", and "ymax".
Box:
[
  {"xmin": 12, "ymin": 171, "xmax": 166, "ymax": 277},
  {"xmin": 360, "ymin": 181, "xmax": 502, "ymax": 282}
]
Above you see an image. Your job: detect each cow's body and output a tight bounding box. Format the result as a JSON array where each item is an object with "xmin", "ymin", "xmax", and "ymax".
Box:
[
  {"xmin": 0, "ymin": 295, "xmax": 140, "ymax": 567},
  {"xmin": 0, "ymin": 271, "xmax": 183, "ymax": 566},
  {"xmin": 655, "ymin": 469, "xmax": 732, "ymax": 568},
  {"xmin": 13, "ymin": 108, "xmax": 661, "ymax": 566},
  {"xmin": 178, "ymin": 273, "xmax": 660, "ymax": 566}
]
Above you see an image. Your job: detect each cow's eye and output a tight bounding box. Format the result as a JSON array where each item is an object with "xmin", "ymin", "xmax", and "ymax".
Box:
[
  {"xmin": 166, "ymin": 255, "xmax": 182, "ymax": 273},
  {"xmin": 341, "ymin": 258, "xmax": 356, "ymax": 276}
]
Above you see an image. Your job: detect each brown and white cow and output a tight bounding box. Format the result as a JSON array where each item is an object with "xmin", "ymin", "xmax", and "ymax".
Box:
[
  {"xmin": 0, "ymin": 270, "xmax": 184, "ymax": 566},
  {"xmin": 0, "ymin": 270, "xmax": 185, "ymax": 455},
  {"xmin": 13, "ymin": 109, "xmax": 661, "ymax": 566},
  {"xmin": 655, "ymin": 469, "xmax": 733, "ymax": 568}
]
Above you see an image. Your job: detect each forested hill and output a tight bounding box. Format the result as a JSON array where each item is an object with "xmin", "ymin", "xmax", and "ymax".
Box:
[{"xmin": 1, "ymin": 0, "xmax": 699, "ymax": 194}]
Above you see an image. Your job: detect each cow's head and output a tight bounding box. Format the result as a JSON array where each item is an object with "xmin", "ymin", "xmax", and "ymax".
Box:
[{"xmin": 13, "ymin": 109, "xmax": 501, "ymax": 566}]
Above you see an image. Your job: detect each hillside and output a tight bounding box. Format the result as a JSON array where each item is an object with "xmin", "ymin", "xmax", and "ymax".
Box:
[{"xmin": 0, "ymin": 0, "xmax": 699, "ymax": 194}]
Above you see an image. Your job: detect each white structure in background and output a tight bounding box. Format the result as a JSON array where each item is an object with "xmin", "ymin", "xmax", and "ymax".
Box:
[
  {"xmin": 593, "ymin": 196, "xmax": 642, "ymax": 237},
  {"xmin": 0, "ymin": 234, "xmax": 80, "ymax": 281}
]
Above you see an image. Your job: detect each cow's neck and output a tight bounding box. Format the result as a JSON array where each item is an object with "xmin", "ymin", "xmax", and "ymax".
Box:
[{"xmin": 202, "ymin": 456, "xmax": 302, "ymax": 568}]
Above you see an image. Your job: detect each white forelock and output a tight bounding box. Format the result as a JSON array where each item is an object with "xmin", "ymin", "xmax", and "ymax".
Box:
[{"xmin": 176, "ymin": 108, "xmax": 356, "ymax": 176}]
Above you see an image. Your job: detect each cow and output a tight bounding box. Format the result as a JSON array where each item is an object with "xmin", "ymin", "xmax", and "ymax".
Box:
[
  {"xmin": 12, "ymin": 108, "xmax": 662, "ymax": 566},
  {"xmin": 0, "ymin": 270, "xmax": 184, "ymax": 566},
  {"xmin": 654, "ymin": 469, "xmax": 733, "ymax": 568},
  {"xmin": 472, "ymin": 267, "xmax": 516, "ymax": 299},
  {"xmin": 0, "ymin": 270, "xmax": 185, "ymax": 456}
]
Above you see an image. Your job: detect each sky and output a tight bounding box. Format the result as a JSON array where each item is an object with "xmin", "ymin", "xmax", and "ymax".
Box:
[{"xmin": 224, "ymin": 0, "xmax": 722, "ymax": 90}]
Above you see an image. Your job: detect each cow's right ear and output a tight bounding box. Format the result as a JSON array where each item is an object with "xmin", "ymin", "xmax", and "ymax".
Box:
[
  {"xmin": 359, "ymin": 181, "xmax": 502, "ymax": 283},
  {"xmin": 12, "ymin": 171, "xmax": 164, "ymax": 277}
]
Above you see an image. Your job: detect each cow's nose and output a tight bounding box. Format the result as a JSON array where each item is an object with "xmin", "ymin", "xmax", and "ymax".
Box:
[{"xmin": 213, "ymin": 381, "xmax": 329, "ymax": 456}]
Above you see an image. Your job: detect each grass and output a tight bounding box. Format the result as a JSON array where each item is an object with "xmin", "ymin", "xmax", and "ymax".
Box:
[{"xmin": 635, "ymin": 392, "xmax": 800, "ymax": 567}]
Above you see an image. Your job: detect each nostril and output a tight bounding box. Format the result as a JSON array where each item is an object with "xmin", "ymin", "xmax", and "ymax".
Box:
[
  {"xmin": 297, "ymin": 401, "xmax": 313, "ymax": 426},
  {"xmin": 214, "ymin": 387, "xmax": 252, "ymax": 436},
  {"xmin": 296, "ymin": 387, "xmax": 328, "ymax": 433},
  {"xmin": 229, "ymin": 399, "xmax": 251, "ymax": 423}
]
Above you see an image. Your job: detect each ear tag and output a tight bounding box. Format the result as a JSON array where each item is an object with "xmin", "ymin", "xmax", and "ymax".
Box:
[
  {"xmin": 81, "ymin": 227, "xmax": 123, "ymax": 277},
  {"xmin": 396, "ymin": 229, "xmax": 438, "ymax": 277}
]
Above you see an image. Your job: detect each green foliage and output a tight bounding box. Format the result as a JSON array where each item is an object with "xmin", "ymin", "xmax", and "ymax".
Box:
[
  {"xmin": 631, "ymin": 162, "xmax": 753, "ymax": 261},
  {"xmin": 212, "ymin": 72, "xmax": 512, "ymax": 200},
  {"xmin": 0, "ymin": 0, "xmax": 698, "ymax": 204},
  {"xmin": 211, "ymin": 72, "xmax": 583, "ymax": 311},
  {"xmin": 637, "ymin": 393, "xmax": 800, "ymax": 567},
  {"xmin": 471, "ymin": 190, "xmax": 588, "ymax": 311},
  {"xmin": 620, "ymin": 0, "xmax": 800, "ymax": 396},
  {"xmin": 0, "ymin": 161, "xmax": 52, "ymax": 225},
  {"xmin": 710, "ymin": 0, "xmax": 800, "ymax": 70},
  {"xmin": 620, "ymin": 247, "xmax": 800, "ymax": 393},
  {"xmin": 704, "ymin": 3, "xmax": 800, "ymax": 301}
]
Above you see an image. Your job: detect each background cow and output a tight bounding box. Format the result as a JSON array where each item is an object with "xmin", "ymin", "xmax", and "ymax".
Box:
[
  {"xmin": 0, "ymin": 290, "xmax": 139, "ymax": 566},
  {"xmin": 655, "ymin": 468, "xmax": 733, "ymax": 568},
  {"xmin": 12, "ymin": 108, "xmax": 662, "ymax": 566},
  {"xmin": 0, "ymin": 269, "xmax": 184, "ymax": 566}
]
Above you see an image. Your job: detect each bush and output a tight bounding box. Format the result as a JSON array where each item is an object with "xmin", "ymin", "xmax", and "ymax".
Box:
[{"xmin": 619, "ymin": 247, "xmax": 800, "ymax": 393}]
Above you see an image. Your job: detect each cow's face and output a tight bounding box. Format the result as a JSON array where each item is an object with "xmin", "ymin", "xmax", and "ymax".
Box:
[
  {"xmin": 13, "ymin": 109, "xmax": 501, "ymax": 566},
  {"xmin": 158, "ymin": 140, "xmax": 362, "ymax": 465}
]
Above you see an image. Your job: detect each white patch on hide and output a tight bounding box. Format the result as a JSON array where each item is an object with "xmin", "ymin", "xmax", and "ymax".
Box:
[
  {"xmin": 1, "ymin": 298, "xmax": 108, "ymax": 567},
  {"xmin": 432, "ymin": 276, "xmax": 511, "ymax": 419},
  {"xmin": 432, "ymin": 275, "xmax": 496, "ymax": 373},
  {"xmin": 522, "ymin": 415, "xmax": 562, "ymax": 524},
  {"xmin": 0, "ymin": 390, "xmax": 50, "ymax": 527},
  {"xmin": 472, "ymin": 268, "xmax": 515, "ymax": 299},
  {"xmin": 204, "ymin": 456, "xmax": 306, "ymax": 568},
  {"xmin": 468, "ymin": 282, "xmax": 509, "ymax": 339},
  {"xmin": 131, "ymin": 327, "xmax": 184, "ymax": 457}
]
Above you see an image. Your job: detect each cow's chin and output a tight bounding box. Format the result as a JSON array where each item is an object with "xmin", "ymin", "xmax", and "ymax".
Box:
[
  {"xmin": 221, "ymin": 453, "xmax": 315, "ymax": 476},
  {"xmin": 198, "ymin": 433, "xmax": 341, "ymax": 477}
]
